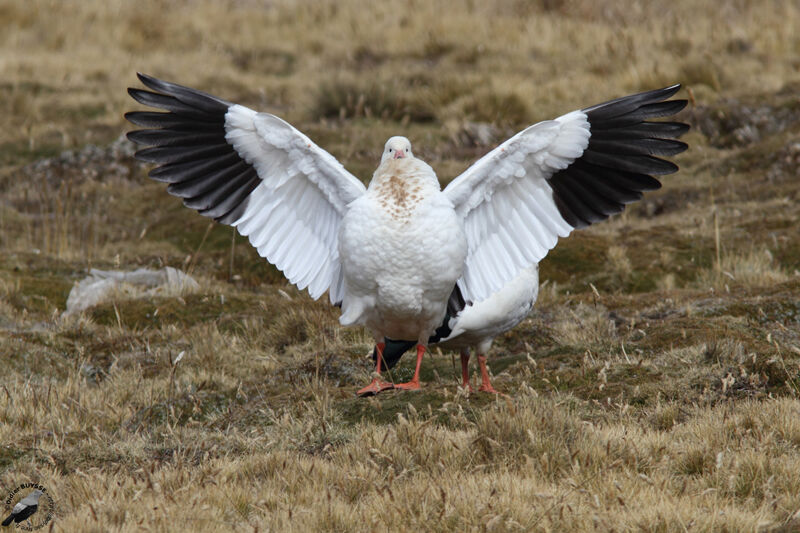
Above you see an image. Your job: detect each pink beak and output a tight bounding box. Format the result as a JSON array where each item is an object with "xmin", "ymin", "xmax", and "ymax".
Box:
[{"xmin": 393, "ymin": 150, "xmax": 405, "ymax": 159}]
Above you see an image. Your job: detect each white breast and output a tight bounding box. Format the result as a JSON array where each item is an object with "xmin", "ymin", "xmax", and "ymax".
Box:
[{"xmin": 337, "ymin": 158, "xmax": 467, "ymax": 342}]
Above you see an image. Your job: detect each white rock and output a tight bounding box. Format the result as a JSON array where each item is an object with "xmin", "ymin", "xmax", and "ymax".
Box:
[{"xmin": 64, "ymin": 267, "xmax": 199, "ymax": 316}]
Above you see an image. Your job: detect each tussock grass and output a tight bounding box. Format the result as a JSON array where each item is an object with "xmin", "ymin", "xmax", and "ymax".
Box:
[
  {"xmin": 8, "ymin": 387, "xmax": 800, "ymax": 531},
  {"xmin": 1, "ymin": 0, "xmax": 800, "ymax": 530},
  {"xmin": 697, "ymin": 247, "xmax": 791, "ymax": 290},
  {"xmin": 549, "ymin": 303, "xmax": 618, "ymax": 351}
]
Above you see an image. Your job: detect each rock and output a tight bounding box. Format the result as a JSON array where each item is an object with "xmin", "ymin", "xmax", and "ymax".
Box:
[{"xmin": 64, "ymin": 267, "xmax": 199, "ymax": 316}]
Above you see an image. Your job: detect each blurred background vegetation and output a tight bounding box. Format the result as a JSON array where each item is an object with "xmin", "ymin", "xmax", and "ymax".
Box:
[{"xmin": 1, "ymin": 1, "xmax": 799, "ymax": 531}]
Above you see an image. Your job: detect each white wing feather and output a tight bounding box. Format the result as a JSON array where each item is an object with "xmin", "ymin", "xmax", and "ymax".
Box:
[
  {"xmin": 225, "ymin": 105, "xmax": 366, "ymax": 302},
  {"xmin": 443, "ymin": 111, "xmax": 590, "ymax": 303}
]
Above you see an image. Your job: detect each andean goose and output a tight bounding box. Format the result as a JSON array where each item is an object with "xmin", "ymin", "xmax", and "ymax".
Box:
[{"xmin": 126, "ymin": 74, "xmax": 688, "ymax": 396}]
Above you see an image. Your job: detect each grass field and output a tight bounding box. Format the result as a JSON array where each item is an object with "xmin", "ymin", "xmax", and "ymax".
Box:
[{"xmin": 1, "ymin": 0, "xmax": 799, "ymax": 530}]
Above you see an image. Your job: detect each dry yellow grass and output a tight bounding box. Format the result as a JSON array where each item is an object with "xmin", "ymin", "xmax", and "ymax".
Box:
[{"xmin": 1, "ymin": 0, "xmax": 800, "ymax": 531}]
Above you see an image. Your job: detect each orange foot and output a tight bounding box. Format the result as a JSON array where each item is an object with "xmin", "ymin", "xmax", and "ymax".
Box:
[
  {"xmin": 394, "ymin": 380, "xmax": 421, "ymax": 391},
  {"xmin": 357, "ymin": 378, "xmax": 395, "ymax": 397},
  {"xmin": 478, "ymin": 383, "xmax": 500, "ymax": 394}
]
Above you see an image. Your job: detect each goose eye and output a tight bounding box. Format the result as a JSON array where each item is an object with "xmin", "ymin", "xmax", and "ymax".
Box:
[
  {"xmin": 388, "ymin": 148, "xmax": 393, "ymax": 152},
  {"xmin": 405, "ymin": 148, "xmax": 409, "ymax": 152}
]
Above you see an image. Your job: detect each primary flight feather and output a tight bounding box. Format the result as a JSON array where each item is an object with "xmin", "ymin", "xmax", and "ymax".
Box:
[{"xmin": 126, "ymin": 74, "xmax": 688, "ymax": 395}]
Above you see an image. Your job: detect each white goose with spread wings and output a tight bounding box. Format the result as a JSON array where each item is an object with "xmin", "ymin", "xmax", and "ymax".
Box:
[{"xmin": 126, "ymin": 73, "xmax": 688, "ymax": 396}]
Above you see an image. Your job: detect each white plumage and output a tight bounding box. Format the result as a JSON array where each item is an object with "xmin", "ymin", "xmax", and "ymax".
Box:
[
  {"xmin": 439, "ymin": 266, "xmax": 539, "ymax": 355},
  {"xmin": 375, "ymin": 265, "xmax": 539, "ymax": 393},
  {"xmin": 224, "ymin": 105, "xmax": 365, "ymax": 303},
  {"xmin": 442, "ymin": 265, "xmax": 539, "ymax": 392},
  {"xmin": 126, "ymin": 74, "xmax": 688, "ymax": 394},
  {"xmin": 338, "ymin": 144, "xmax": 467, "ymax": 346},
  {"xmin": 445, "ymin": 114, "xmax": 585, "ymax": 303}
]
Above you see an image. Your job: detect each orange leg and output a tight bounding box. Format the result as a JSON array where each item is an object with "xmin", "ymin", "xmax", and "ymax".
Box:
[
  {"xmin": 357, "ymin": 343, "xmax": 395, "ymax": 397},
  {"xmin": 460, "ymin": 349, "xmax": 473, "ymax": 392},
  {"xmin": 477, "ymin": 354, "xmax": 499, "ymax": 394},
  {"xmin": 395, "ymin": 344, "xmax": 426, "ymax": 391}
]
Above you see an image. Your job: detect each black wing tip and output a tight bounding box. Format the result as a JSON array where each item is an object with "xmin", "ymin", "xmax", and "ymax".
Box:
[
  {"xmin": 127, "ymin": 86, "xmax": 151, "ymax": 104},
  {"xmin": 670, "ymin": 99, "xmax": 688, "ymax": 113},
  {"xmin": 128, "ymin": 73, "xmax": 166, "ymax": 101},
  {"xmin": 629, "ymin": 83, "xmax": 683, "ymax": 104},
  {"xmin": 135, "ymin": 72, "xmax": 179, "ymax": 94},
  {"xmin": 127, "ymin": 73, "xmax": 233, "ymax": 128},
  {"xmin": 124, "ymin": 110, "xmax": 159, "ymax": 127},
  {"xmin": 658, "ymin": 83, "xmax": 682, "ymax": 98},
  {"xmin": 631, "ymin": 83, "xmax": 682, "ymax": 102},
  {"xmin": 582, "ymin": 83, "xmax": 686, "ymax": 118},
  {"xmin": 633, "ymin": 83, "xmax": 682, "ymax": 104},
  {"xmin": 126, "ymin": 130, "xmax": 143, "ymax": 144},
  {"xmin": 671, "ymin": 139, "xmax": 689, "ymax": 154},
  {"xmin": 136, "ymin": 71, "xmax": 155, "ymax": 85},
  {"xmin": 548, "ymin": 84, "xmax": 688, "ymax": 229},
  {"xmin": 674, "ymin": 122, "xmax": 691, "ymax": 137},
  {"xmin": 132, "ymin": 147, "xmax": 161, "ymax": 163},
  {"xmin": 126, "ymin": 75, "xmax": 259, "ymax": 227},
  {"xmin": 657, "ymin": 159, "xmax": 679, "ymax": 175}
]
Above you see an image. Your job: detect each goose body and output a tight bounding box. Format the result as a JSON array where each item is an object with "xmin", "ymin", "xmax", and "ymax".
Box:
[
  {"xmin": 125, "ymin": 74, "xmax": 688, "ymax": 396},
  {"xmin": 439, "ymin": 265, "xmax": 539, "ymax": 355},
  {"xmin": 339, "ymin": 155, "xmax": 466, "ymax": 343}
]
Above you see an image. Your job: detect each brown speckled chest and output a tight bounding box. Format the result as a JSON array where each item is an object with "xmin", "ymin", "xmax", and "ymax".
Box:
[{"xmin": 376, "ymin": 173, "xmax": 423, "ymax": 220}]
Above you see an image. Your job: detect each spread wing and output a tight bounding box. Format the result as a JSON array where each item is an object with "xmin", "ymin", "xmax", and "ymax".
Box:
[
  {"xmin": 443, "ymin": 85, "xmax": 689, "ymax": 303},
  {"xmin": 126, "ymin": 73, "xmax": 366, "ymax": 303}
]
